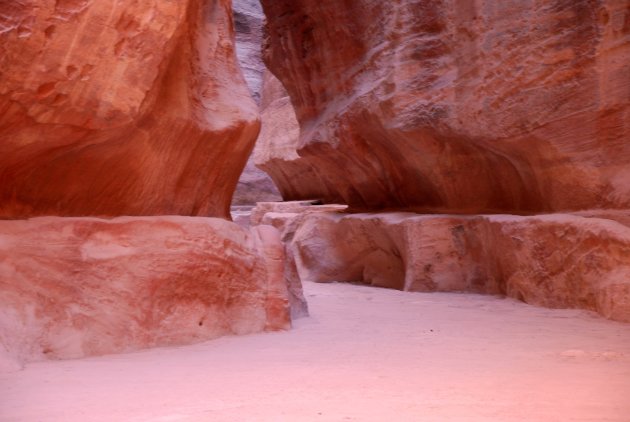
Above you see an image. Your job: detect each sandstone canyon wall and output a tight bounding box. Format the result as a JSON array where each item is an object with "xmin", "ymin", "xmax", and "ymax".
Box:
[
  {"xmin": 0, "ymin": 0, "xmax": 303, "ymax": 368},
  {"xmin": 254, "ymin": 0, "xmax": 630, "ymax": 322},
  {"xmin": 260, "ymin": 0, "xmax": 630, "ymax": 213},
  {"xmin": 252, "ymin": 71, "xmax": 338, "ymax": 202},
  {"xmin": 231, "ymin": 0, "xmax": 281, "ymax": 205},
  {"xmin": 232, "ymin": 0, "xmax": 265, "ymax": 105},
  {"xmin": 0, "ymin": 0, "xmax": 258, "ymax": 218}
]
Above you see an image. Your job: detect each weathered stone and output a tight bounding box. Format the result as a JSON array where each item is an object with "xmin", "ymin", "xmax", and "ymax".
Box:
[
  {"xmin": 252, "ymin": 72, "xmax": 334, "ymax": 202},
  {"xmin": 283, "ymin": 245, "xmax": 309, "ymax": 319},
  {"xmin": 231, "ymin": 163, "xmax": 282, "ymax": 206},
  {"xmin": 250, "ymin": 200, "xmax": 346, "ymax": 227},
  {"xmin": 0, "ymin": 0, "xmax": 258, "ymax": 218},
  {"xmin": 0, "ymin": 216, "xmax": 292, "ymax": 365},
  {"xmin": 231, "ymin": 2, "xmax": 282, "ymax": 205},
  {"xmin": 261, "ymin": 0, "xmax": 630, "ymax": 213},
  {"xmin": 231, "ymin": 205, "xmax": 256, "ymax": 228},
  {"xmin": 283, "ymin": 212, "xmax": 630, "ymax": 322},
  {"xmin": 233, "ymin": 0, "xmax": 265, "ymax": 105}
]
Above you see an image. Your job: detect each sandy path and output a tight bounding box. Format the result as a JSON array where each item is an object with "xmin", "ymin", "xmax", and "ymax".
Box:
[{"xmin": 2, "ymin": 281, "xmax": 630, "ymax": 421}]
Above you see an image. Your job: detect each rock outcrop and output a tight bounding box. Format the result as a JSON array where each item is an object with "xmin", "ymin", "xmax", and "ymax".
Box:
[
  {"xmin": 277, "ymin": 212, "xmax": 630, "ymax": 322},
  {"xmin": 0, "ymin": 0, "xmax": 258, "ymax": 218},
  {"xmin": 261, "ymin": 0, "xmax": 630, "ymax": 213},
  {"xmin": 0, "ymin": 216, "xmax": 292, "ymax": 365}
]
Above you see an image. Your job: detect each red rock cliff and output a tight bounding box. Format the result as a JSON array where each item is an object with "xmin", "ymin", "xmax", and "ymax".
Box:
[
  {"xmin": 0, "ymin": 0, "xmax": 259, "ymax": 218},
  {"xmin": 261, "ymin": 0, "xmax": 630, "ymax": 213}
]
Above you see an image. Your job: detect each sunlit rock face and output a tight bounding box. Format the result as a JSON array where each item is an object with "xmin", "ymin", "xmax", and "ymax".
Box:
[
  {"xmin": 261, "ymin": 0, "xmax": 630, "ymax": 213},
  {"xmin": 266, "ymin": 211, "xmax": 630, "ymax": 323},
  {"xmin": 0, "ymin": 216, "xmax": 292, "ymax": 365},
  {"xmin": 0, "ymin": 0, "xmax": 259, "ymax": 218}
]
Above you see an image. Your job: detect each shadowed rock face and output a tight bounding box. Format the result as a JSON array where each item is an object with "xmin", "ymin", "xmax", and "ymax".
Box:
[
  {"xmin": 253, "ymin": 71, "xmax": 337, "ymax": 202},
  {"xmin": 233, "ymin": 0, "xmax": 265, "ymax": 105},
  {"xmin": 0, "ymin": 216, "xmax": 292, "ymax": 365},
  {"xmin": 254, "ymin": 209, "xmax": 630, "ymax": 323},
  {"xmin": 0, "ymin": 0, "xmax": 259, "ymax": 218},
  {"xmin": 231, "ymin": 0, "xmax": 281, "ymax": 205},
  {"xmin": 260, "ymin": 0, "xmax": 630, "ymax": 213}
]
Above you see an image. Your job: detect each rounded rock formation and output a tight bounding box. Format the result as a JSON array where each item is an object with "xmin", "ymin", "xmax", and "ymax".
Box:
[
  {"xmin": 0, "ymin": 0, "xmax": 259, "ymax": 218},
  {"xmin": 260, "ymin": 0, "xmax": 630, "ymax": 213}
]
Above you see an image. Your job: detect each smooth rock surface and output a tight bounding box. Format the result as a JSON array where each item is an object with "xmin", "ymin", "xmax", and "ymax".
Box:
[
  {"xmin": 253, "ymin": 72, "xmax": 334, "ymax": 201},
  {"xmin": 0, "ymin": 0, "xmax": 258, "ymax": 218},
  {"xmin": 261, "ymin": 0, "xmax": 630, "ymax": 213},
  {"xmin": 0, "ymin": 216, "xmax": 293, "ymax": 366},
  {"xmin": 282, "ymin": 212, "xmax": 630, "ymax": 322}
]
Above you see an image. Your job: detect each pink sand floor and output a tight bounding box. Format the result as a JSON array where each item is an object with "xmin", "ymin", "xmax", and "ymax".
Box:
[{"xmin": 1, "ymin": 281, "xmax": 630, "ymax": 421}]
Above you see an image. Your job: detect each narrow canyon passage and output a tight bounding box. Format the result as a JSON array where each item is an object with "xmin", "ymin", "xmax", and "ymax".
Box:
[
  {"xmin": 2, "ymin": 281, "xmax": 629, "ymax": 422},
  {"xmin": 1, "ymin": 1, "xmax": 629, "ymax": 420}
]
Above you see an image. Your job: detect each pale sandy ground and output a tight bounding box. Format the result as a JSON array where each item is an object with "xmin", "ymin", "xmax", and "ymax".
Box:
[{"xmin": 1, "ymin": 281, "xmax": 630, "ymax": 422}]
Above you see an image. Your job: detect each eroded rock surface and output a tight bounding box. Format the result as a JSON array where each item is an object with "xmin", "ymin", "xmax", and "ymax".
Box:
[
  {"xmin": 0, "ymin": 217, "xmax": 292, "ymax": 365},
  {"xmin": 250, "ymin": 200, "xmax": 346, "ymax": 228},
  {"xmin": 258, "ymin": 211, "xmax": 630, "ymax": 322},
  {"xmin": 231, "ymin": 165, "xmax": 281, "ymax": 205},
  {"xmin": 231, "ymin": 1, "xmax": 281, "ymax": 205},
  {"xmin": 0, "ymin": 0, "xmax": 258, "ymax": 218},
  {"xmin": 253, "ymin": 72, "xmax": 337, "ymax": 201},
  {"xmin": 261, "ymin": 0, "xmax": 630, "ymax": 213},
  {"xmin": 233, "ymin": 0, "xmax": 264, "ymax": 104}
]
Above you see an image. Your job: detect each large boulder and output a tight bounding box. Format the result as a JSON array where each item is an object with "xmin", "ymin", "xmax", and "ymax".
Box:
[
  {"xmin": 261, "ymin": 211, "xmax": 630, "ymax": 322},
  {"xmin": 261, "ymin": 0, "xmax": 630, "ymax": 213},
  {"xmin": 0, "ymin": 0, "xmax": 258, "ymax": 218},
  {"xmin": 0, "ymin": 216, "xmax": 293, "ymax": 366}
]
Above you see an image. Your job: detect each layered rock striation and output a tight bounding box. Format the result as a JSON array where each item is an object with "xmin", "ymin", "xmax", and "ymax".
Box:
[
  {"xmin": 0, "ymin": 0, "xmax": 258, "ymax": 218},
  {"xmin": 261, "ymin": 0, "xmax": 630, "ymax": 213}
]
